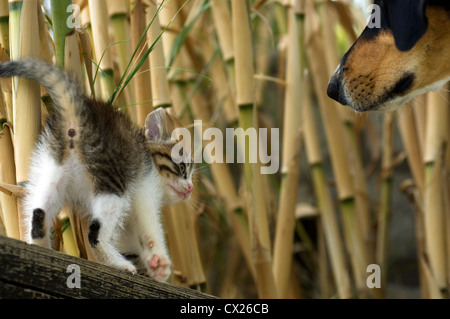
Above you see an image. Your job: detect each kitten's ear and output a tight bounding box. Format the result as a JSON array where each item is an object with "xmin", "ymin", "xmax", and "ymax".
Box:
[{"xmin": 144, "ymin": 108, "xmax": 170, "ymax": 142}]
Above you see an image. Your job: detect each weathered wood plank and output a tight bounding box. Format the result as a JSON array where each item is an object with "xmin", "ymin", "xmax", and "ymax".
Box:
[{"xmin": 0, "ymin": 235, "xmax": 216, "ymax": 299}]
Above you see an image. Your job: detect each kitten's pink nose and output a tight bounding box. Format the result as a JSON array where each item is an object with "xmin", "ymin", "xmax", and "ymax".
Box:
[{"xmin": 187, "ymin": 183, "xmax": 193, "ymax": 194}]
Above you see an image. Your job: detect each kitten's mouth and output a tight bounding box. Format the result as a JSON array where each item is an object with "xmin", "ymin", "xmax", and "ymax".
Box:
[{"xmin": 169, "ymin": 184, "xmax": 193, "ymax": 200}]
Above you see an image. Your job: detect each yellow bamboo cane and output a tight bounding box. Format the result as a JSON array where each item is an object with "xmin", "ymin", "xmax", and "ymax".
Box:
[
  {"xmin": 88, "ymin": 0, "xmax": 116, "ymax": 100},
  {"xmin": 11, "ymin": 0, "xmax": 41, "ymax": 240},
  {"xmin": 423, "ymin": 89, "xmax": 449, "ymax": 296},
  {"xmin": 231, "ymin": 0, "xmax": 277, "ymax": 299}
]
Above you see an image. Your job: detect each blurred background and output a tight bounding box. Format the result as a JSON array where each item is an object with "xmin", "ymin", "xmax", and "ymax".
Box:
[{"xmin": 0, "ymin": 0, "xmax": 448, "ymax": 299}]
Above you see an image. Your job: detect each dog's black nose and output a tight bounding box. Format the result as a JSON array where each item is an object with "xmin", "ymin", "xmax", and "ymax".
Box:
[
  {"xmin": 327, "ymin": 77, "xmax": 342, "ymax": 103},
  {"xmin": 327, "ymin": 75, "xmax": 349, "ymax": 106}
]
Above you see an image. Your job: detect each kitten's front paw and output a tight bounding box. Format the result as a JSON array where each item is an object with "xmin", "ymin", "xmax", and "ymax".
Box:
[
  {"xmin": 124, "ymin": 264, "xmax": 138, "ymax": 275},
  {"xmin": 109, "ymin": 259, "xmax": 137, "ymax": 275},
  {"xmin": 145, "ymin": 242, "xmax": 172, "ymax": 281},
  {"xmin": 147, "ymin": 254, "xmax": 171, "ymax": 281}
]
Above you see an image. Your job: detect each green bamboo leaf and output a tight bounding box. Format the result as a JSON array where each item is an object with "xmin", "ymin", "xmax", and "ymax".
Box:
[
  {"xmin": 167, "ymin": 0, "xmax": 211, "ymax": 69},
  {"xmin": 107, "ymin": 0, "xmax": 168, "ymax": 105},
  {"xmin": 107, "ymin": 0, "xmax": 192, "ymax": 105}
]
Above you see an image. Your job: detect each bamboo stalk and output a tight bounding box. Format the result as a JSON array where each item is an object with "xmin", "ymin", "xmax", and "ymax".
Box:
[
  {"xmin": 231, "ymin": 0, "xmax": 277, "ymax": 299},
  {"xmin": 0, "ymin": 123, "xmax": 19, "ymax": 239},
  {"xmin": 423, "ymin": 89, "xmax": 449, "ymax": 294},
  {"xmin": 375, "ymin": 112, "xmax": 394, "ymax": 298},
  {"xmin": 130, "ymin": 0, "xmax": 153, "ymax": 126},
  {"xmin": 88, "ymin": 0, "xmax": 116, "ymax": 100},
  {"xmin": 273, "ymin": 0, "xmax": 304, "ymax": 298},
  {"xmin": 202, "ymin": 39, "xmax": 237, "ymax": 124},
  {"xmin": 0, "ymin": 0, "xmax": 9, "ymax": 54},
  {"xmin": 79, "ymin": 4, "xmax": 101, "ymax": 98},
  {"xmin": 210, "ymin": 0, "xmax": 236, "ymax": 113},
  {"xmin": 210, "ymin": 0, "xmax": 234, "ymax": 67},
  {"xmin": 108, "ymin": 0, "xmax": 135, "ymax": 116},
  {"xmin": 144, "ymin": 0, "xmax": 170, "ymax": 109},
  {"xmin": 11, "ymin": 0, "xmax": 41, "ymax": 240},
  {"xmin": 185, "ymin": 41, "xmax": 255, "ymax": 281},
  {"xmin": 156, "ymin": 0, "xmax": 180, "ymax": 76},
  {"xmin": 50, "ymin": 0, "xmax": 73, "ymax": 68},
  {"xmin": 167, "ymin": 202, "xmax": 206, "ymax": 289},
  {"xmin": 413, "ymin": 95, "xmax": 427, "ymax": 153},
  {"xmin": 321, "ymin": 0, "xmax": 371, "ymax": 250},
  {"xmin": 305, "ymin": 0, "xmax": 370, "ymax": 296},
  {"xmin": 37, "ymin": 1, "xmax": 53, "ymax": 65},
  {"xmin": 396, "ymin": 105, "xmax": 425, "ymax": 196},
  {"xmin": 0, "ymin": 204, "xmax": 5, "ymax": 236},
  {"xmin": 273, "ymin": 133, "xmax": 301, "ymax": 298},
  {"xmin": 302, "ymin": 71, "xmax": 351, "ymax": 298}
]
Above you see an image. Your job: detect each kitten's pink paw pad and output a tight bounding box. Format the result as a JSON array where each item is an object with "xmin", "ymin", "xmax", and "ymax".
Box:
[{"xmin": 147, "ymin": 254, "xmax": 171, "ymax": 281}]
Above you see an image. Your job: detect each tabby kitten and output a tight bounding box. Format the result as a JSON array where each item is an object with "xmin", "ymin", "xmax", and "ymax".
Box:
[{"xmin": 0, "ymin": 59, "xmax": 194, "ymax": 281}]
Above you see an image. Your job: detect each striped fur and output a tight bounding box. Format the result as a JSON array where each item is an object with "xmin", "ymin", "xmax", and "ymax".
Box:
[{"xmin": 0, "ymin": 59, "xmax": 194, "ymax": 281}]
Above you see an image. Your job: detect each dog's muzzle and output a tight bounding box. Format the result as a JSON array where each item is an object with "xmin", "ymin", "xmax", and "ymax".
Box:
[{"xmin": 327, "ymin": 73, "xmax": 349, "ymax": 106}]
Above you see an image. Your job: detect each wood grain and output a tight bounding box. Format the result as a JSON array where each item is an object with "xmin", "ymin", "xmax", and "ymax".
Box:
[{"xmin": 0, "ymin": 235, "xmax": 216, "ymax": 299}]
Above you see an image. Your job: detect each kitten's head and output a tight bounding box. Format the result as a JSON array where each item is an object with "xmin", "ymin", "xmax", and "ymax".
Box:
[{"xmin": 144, "ymin": 108, "xmax": 194, "ymax": 205}]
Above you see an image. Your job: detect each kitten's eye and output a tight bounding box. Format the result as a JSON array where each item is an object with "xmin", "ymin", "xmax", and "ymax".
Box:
[{"xmin": 180, "ymin": 163, "xmax": 186, "ymax": 175}]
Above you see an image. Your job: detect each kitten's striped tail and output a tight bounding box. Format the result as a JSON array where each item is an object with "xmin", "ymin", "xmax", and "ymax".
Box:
[{"xmin": 0, "ymin": 59, "xmax": 86, "ymax": 116}]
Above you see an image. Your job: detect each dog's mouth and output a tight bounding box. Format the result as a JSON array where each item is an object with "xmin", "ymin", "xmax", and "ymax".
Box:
[{"xmin": 328, "ymin": 71, "xmax": 416, "ymax": 112}]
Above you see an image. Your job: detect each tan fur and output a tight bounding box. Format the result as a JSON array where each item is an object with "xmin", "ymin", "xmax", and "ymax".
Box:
[{"xmin": 340, "ymin": 6, "xmax": 450, "ymax": 111}]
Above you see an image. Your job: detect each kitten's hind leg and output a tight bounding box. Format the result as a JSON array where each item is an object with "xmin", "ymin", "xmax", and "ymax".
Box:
[
  {"xmin": 24, "ymin": 152, "xmax": 67, "ymax": 248},
  {"xmin": 88, "ymin": 194, "xmax": 137, "ymax": 274}
]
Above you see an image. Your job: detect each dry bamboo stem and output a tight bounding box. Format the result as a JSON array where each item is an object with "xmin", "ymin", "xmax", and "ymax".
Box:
[
  {"xmin": 273, "ymin": 134, "xmax": 301, "ymax": 298},
  {"xmin": 231, "ymin": 0, "xmax": 277, "ymax": 299},
  {"xmin": 0, "ymin": 123, "xmax": 19, "ymax": 239},
  {"xmin": 37, "ymin": 2, "xmax": 52, "ymax": 65},
  {"xmin": 210, "ymin": 0, "xmax": 234, "ymax": 67},
  {"xmin": 108, "ymin": 0, "xmax": 134, "ymax": 114},
  {"xmin": 0, "ymin": 205, "xmax": 5, "ymax": 236},
  {"xmin": 144, "ymin": 0, "xmax": 171, "ymax": 109},
  {"xmin": 423, "ymin": 89, "xmax": 449, "ymax": 293},
  {"xmin": 413, "ymin": 95, "xmax": 427, "ymax": 152},
  {"xmin": 273, "ymin": 1, "xmax": 303, "ymax": 298},
  {"xmin": 375, "ymin": 112, "xmax": 394, "ymax": 298},
  {"xmin": 396, "ymin": 106, "xmax": 425, "ymax": 196},
  {"xmin": 0, "ymin": 0, "xmax": 9, "ymax": 54},
  {"xmin": 305, "ymin": 0, "xmax": 370, "ymax": 296},
  {"xmin": 88, "ymin": 0, "xmax": 115, "ymax": 100},
  {"xmin": 169, "ymin": 202, "xmax": 206, "ymax": 288},
  {"xmin": 210, "ymin": 0, "xmax": 236, "ymax": 113},
  {"xmin": 80, "ymin": 4, "xmax": 102, "ymax": 98},
  {"xmin": 130, "ymin": 0, "xmax": 153, "ymax": 126},
  {"xmin": 321, "ymin": 0, "xmax": 371, "ymax": 246},
  {"xmin": 302, "ymin": 72, "xmax": 351, "ymax": 298},
  {"xmin": 185, "ymin": 41, "xmax": 255, "ymax": 280},
  {"xmin": 12, "ymin": 0, "xmax": 41, "ymax": 240},
  {"xmin": 202, "ymin": 39, "xmax": 237, "ymax": 124},
  {"xmin": 156, "ymin": 0, "xmax": 180, "ymax": 77}
]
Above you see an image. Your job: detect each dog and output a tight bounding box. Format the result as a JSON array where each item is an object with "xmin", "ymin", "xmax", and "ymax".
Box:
[{"xmin": 327, "ymin": 0, "xmax": 450, "ymax": 112}]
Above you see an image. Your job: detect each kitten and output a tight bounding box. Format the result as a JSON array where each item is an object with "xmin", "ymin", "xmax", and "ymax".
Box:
[{"xmin": 0, "ymin": 59, "xmax": 194, "ymax": 281}]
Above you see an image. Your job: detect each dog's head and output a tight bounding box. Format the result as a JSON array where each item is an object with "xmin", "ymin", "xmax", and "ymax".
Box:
[{"xmin": 327, "ymin": 0, "xmax": 450, "ymax": 112}]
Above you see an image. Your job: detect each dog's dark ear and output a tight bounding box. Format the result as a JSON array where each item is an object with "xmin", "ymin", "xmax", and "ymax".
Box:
[{"xmin": 386, "ymin": 0, "xmax": 427, "ymax": 51}]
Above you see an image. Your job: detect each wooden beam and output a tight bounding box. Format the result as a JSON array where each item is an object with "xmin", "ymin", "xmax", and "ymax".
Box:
[{"xmin": 0, "ymin": 236, "xmax": 216, "ymax": 299}]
